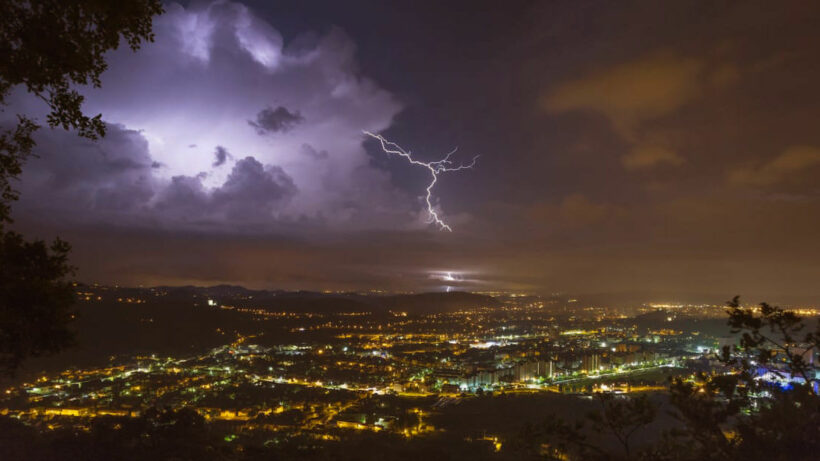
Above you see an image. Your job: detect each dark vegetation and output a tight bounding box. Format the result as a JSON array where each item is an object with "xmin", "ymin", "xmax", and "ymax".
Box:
[
  {"xmin": 512, "ymin": 298, "xmax": 819, "ymax": 461},
  {"xmin": 0, "ymin": 0, "xmax": 164, "ymax": 376}
]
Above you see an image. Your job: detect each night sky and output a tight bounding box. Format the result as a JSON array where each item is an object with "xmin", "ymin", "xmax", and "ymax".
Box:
[{"xmin": 6, "ymin": 1, "xmax": 820, "ymax": 301}]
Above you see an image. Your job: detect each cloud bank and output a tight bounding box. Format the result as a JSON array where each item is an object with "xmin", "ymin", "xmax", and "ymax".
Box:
[{"xmin": 10, "ymin": 1, "xmax": 421, "ymax": 231}]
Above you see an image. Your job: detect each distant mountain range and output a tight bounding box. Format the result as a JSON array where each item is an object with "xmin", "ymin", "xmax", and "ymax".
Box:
[{"xmin": 76, "ymin": 283, "xmax": 500, "ymax": 314}]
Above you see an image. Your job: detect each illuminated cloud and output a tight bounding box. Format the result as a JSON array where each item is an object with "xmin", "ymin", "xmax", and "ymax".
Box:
[
  {"xmin": 729, "ymin": 146, "xmax": 820, "ymax": 187},
  {"xmin": 300, "ymin": 144, "xmax": 329, "ymax": 160},
  {"xmin": 16, "ymin": 124, "xmax": 157, "ymax": 216},
  {"xmin": 154, "ymin": 156, "xmax": 297, "ymax": 222},
  {"xmin": 211, "ymin": 156, "xmax": 296, "ymax": 220},
  {"xmin": 12, "ymin": 0, "xmax": 411, "ymax": 230},
  {"xmin": 621, "ymin": 145, "xmax": 684, "ymax": 170},
  {"xmin": 543, "ymin": 55, "xmax": 702, "ymax": 139},
  {"xmin": 429, "ymin": 271, "xmax": 462, "ymax": 282},
  {"xmin": 543, "ymin": 54, "xmax": 708, "ymax": 171}
]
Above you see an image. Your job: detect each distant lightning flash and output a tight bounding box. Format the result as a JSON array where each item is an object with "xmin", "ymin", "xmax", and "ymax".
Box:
[{"xmin": 364, "ymin": 131, "xmax": 478, "ymax": 231}]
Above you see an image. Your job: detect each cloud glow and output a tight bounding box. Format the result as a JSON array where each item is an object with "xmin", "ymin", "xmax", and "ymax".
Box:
[{"xmin": 11, "ymin": 1, "xmax": 422, "ymax": 231}]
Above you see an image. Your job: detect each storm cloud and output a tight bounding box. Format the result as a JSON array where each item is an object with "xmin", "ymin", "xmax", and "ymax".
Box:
[
  {"xmin": 212, "ymin": 146, "xmax": 231, "ymax": 167},
  {"xmin": 15, "ymin": 124, "xmax": 157, "ymax": 216},
  {"xmin": 6, "ymin": 1, "xmax": 820, "ymax": 301},
  {"xmin": 249, "ymin": 106, "xmax": 304, "ymax": 134},
  {"xmin": 153, "ymin": 156, "xmax": 296, "ymax": 222},
  {"xmin": 10, "ymin": 0, "xmax": 411, "ymax": 231}
]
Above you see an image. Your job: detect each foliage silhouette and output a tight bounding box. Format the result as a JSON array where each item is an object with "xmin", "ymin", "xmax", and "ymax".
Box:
[
  {"xmin": 515, "ymin": 297, "xmax": 819, "ymax": 461},
  {"xmin": 0, "ymin": 0, "xmax": 163, "ymax": 375}
]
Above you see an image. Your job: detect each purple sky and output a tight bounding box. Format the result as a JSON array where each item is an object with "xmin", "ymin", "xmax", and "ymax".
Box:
[{"xmin": 5, "ymin": 1, "xmax": 820, "ymax": 302}]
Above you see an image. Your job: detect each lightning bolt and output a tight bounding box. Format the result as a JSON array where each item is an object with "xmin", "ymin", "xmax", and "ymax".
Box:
[{"xmin": 364, "ymin": 131, "xmax": 478, "ymax": 231}]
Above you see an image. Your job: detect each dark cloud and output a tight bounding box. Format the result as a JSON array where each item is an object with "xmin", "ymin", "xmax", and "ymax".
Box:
[
  {"xmin": 154, "ymin": 156, "xmax": 296, "ymax": 222},
  {"xmin": 212, "ymin": 145, "xmax": 231, "ymax": 167},
  {"xmin": 16, "ymin": 124, "xmax": 156, "ymax": 215},
  {"xmin": 153, "ymin": 175, "xmax": 210, "ymax": 220},
  {"xmin": 211, "ymin": 156, "xmax": 297, "ymax": 219},
  {"xmin": 15, "ymin": 122, "xmax": 298, "ymax": 227},
  {"xmin": 249, "ymin": 106, "xmax": 304, "ymax": 134},
  {"xmin": 7, "ymin": 0, "xmax": 820, "ymax": 301},
  {"xmin": 93, "ymin": 177, "xmax": 154, "ymax": 212},
  {"xmin": 300, "ymin": 143, "xmax": 329, "ymax": 160}
]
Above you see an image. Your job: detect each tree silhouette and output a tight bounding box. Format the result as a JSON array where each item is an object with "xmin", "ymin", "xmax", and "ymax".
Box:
[
  {"xmin": 517, "ymin": 297, "xmax": 819, "ymax": 461},
  {"xmin": 0, "ymin": 0, "xmax": 163, "ymax": 375},
  {"xmin": 0, "ymin": 232, "xmax": 74, "ymax": 373}
]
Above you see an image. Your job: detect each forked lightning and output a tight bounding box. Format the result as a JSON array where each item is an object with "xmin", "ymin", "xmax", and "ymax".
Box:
[{"xmin": 364, "ymin": 131, "xmax": 478, "ymax": 231}]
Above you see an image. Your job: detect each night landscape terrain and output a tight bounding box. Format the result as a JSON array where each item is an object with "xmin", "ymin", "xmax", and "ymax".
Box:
[{"xmin": 1, "ymin": 1, "xmax": 818, "ymax": 460}]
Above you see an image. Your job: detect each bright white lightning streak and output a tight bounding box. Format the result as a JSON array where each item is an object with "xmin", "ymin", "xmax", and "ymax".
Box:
[{"xmin": 363, "ymin": 131, "xmax": 478, "ymax": 231}]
